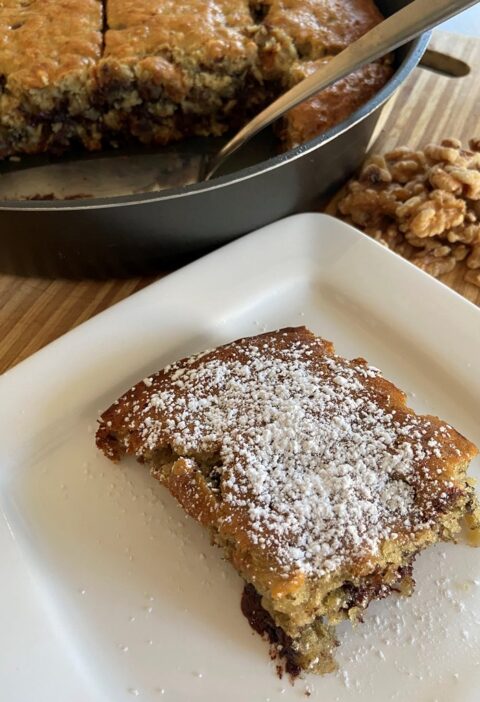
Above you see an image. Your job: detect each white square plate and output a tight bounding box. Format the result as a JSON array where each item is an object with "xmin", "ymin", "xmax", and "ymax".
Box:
[{"xmin": 1, "ymin": 213, "xmax": 479, "ymax": 702}]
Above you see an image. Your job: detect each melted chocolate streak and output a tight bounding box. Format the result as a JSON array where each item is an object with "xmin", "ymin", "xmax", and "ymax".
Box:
[
  {"xmin": 241, "ymin": 584, "xmax": 301, "ymax": 679},
  {"xmin": 241, "ymin": 559, "xmax": 416, "ymax": 679}
]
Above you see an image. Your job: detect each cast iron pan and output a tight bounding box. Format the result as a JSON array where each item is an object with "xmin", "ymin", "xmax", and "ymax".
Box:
[{"xmin": 0, "ymin": 0, "xmax": 431, "ymax": 277}]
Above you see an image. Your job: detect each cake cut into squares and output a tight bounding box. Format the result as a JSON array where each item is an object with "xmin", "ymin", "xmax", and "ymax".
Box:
[
  {"xmin": 0, "ymin": 0, "xmax": 393, "ymax": 157},
  {"xmin": 0, "ymin": 0, "xmax": 103, "ymax": 157},
  {"xmin": 96, "ymin": 327, "xmax": 480, "ymax": 675}
]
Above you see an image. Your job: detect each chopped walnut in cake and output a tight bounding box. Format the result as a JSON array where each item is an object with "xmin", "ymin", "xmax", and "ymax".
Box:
[{"xmin": 336, "ymin": 138, "xmax": 480, "ymax": 287}]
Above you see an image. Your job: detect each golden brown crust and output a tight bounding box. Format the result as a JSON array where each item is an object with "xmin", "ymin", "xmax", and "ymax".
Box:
[
  {"xmin": 104, "ymin": 0, "xmax": 256, "ymax": 65},
  {"xmin": 257, "ymin": 0, "xmax": 391, "ymax": 148},
  {"xmin": 279, "ymin": 59, "xmax": 393, "ymax": 149},
  {"xmin": 0, "ymin": 0, "xmax": 103, "ymax": 156},
  {"xmin": 262, "ymin": 0, "xmax": 384, "ymax": 57},
  {"xmin": 257, "ymin": 0, "xmax": 385, "ymax": 80},
  {"xmin": 0, "ymin": 0, "xmax": 101, "ymax": 89}
]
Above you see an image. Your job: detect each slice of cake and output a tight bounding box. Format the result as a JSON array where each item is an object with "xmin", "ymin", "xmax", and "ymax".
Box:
[
  {"xmin": 96, "ymin": 327, "xmax": 479, "ymax": 675},
  {"xmin": 0, "ymin": 0, "xmax": 103, "ymax": 157},
  {"xmin": 95, "ymin": 0, "xmax": 263, "ymax": 146}
]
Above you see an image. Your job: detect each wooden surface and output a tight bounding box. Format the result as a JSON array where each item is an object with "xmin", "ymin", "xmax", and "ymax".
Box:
[{"xmin": 0, "ymin": 31, "xmax": 479, "ymax": 375}]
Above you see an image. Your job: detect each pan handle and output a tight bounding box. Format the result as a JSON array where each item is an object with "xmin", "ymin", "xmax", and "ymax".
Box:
[{"xmin": 419, "ymin": 48, "xmax": 470, "ymax": 77}]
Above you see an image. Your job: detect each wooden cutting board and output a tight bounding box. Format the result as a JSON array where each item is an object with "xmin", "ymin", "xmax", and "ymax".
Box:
[{"xmin": 0, "ymin": 31, "xmax": 479, "ymax": 374}]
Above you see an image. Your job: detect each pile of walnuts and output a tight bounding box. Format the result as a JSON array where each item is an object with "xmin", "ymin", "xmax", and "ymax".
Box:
[{"xmin": 336, "ymin": 138, "xmax": 480, "ymax": 287}]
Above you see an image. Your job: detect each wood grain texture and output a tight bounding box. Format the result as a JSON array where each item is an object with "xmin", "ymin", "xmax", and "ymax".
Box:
[
  {"xmin": 0, "ymin": 276, "xmax": 155, "ymax": 373},
  {"xmin": 0, "ymin": 31, "xmax": 478, "ymax": 375}
]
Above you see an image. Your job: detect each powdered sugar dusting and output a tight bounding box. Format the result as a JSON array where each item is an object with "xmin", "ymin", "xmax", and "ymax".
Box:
[{"xmin": 106, "ymin": 329, "xmax": 465, "ymax": 577}]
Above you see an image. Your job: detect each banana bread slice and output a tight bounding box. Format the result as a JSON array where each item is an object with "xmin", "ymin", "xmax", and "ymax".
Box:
[{"xmin": 96, "ymin": 327, "xmax": 480, "ymax": 675}]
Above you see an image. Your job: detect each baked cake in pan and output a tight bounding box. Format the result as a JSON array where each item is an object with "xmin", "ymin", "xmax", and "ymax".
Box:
[
  {"xmin": 96, "ymin": 327, "xmax": 480, "ymax": 676},
  {"xmin": 0, "ymin": 0, "xmax": 392, "ymax": 157}
]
